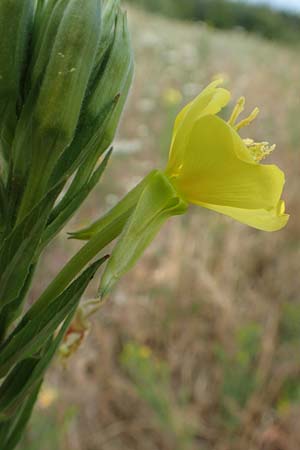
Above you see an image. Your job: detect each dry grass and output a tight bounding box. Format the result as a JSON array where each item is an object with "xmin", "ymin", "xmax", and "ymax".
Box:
[{"xmin": 21, "ymin": 5, "xmax": 300, "ymax": 450}]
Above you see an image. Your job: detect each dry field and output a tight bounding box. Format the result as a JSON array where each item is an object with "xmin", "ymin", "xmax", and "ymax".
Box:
[{"xmin": 20, "ymin": 5, "xmax": 300, "ymax": 450}]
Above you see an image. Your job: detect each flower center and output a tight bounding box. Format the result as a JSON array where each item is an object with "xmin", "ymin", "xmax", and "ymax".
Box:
[
  {"xmin": 243, "ymin": 138, "xmax": 276, "ymax": 163},
  {"xmin": 228, "ymin": 97, "xmax": 275, "ymax": 163}
]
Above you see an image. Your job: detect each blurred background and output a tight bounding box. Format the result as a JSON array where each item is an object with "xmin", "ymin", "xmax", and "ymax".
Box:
[{"xmin": 19, "ymin": 1, "xmax": 300, "ymax": 449}]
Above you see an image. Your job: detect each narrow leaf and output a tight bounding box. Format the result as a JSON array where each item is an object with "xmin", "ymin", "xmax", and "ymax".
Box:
[
  {"xmin": 0, "ymin": 257, "xmax": 106, "ymax": 378},
  {"xmin": 42, "ymin": 149, "xmax": 112, "ymax": 248},
  {"xmin": 0, "ymin": 185, "xmax": 59, "ymax": 311},
  {"xmin": 0, "ymin": 380, "xmax": 42, "ymax": 450}
]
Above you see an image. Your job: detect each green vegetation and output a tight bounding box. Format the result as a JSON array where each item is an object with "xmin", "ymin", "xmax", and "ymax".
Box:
[{"xmin": 127, "ymin": 0, "xmax": 300, "ymax": 44}]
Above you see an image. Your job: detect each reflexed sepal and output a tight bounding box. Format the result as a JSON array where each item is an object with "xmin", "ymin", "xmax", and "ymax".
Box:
[
  {"xmin": 99, "ymin": 170, "xmax": 188, "ymax": 297},
  {"xmin": 69, "ymin": 170, "xmax": 159, "ymax": 241}
]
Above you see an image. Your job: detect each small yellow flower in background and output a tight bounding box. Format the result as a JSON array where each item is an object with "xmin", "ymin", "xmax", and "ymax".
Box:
[
  {"xmin": 139, "ymin": 345, "xmax": 152, "ymax": 359},
  {"xmin": 162, "ymin": 87, "xmax": 183, "ymax": 107},
  {"xmin": 38, "ymin": 385, "xmax": 58, "ymax": 409},
  {"xmin": 165, "ymin": 80, "xmax": 289, "ymax": 231}
]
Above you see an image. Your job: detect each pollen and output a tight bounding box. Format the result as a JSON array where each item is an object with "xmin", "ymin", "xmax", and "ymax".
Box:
[{"xmin": 243, "ymin": 138, "xmax": 276, "ymax": 163}]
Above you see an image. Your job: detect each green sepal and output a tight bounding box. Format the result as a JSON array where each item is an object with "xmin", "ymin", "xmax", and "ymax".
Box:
[
  {"xmin": 69, "ymin": 170, "xmax": 159, "ymax": 241},
  {"xmin": 99, "ymin": 171, "xmax": 188, "ymax": 297}
]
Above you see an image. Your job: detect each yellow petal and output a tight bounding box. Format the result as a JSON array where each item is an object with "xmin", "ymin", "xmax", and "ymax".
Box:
[
  {"xmin": 194, "ymin": 201, "xmax": 289, "ymax": 232},
  {"xmin": 173, "ymin": 115, "xmax": 285, "ymax": 210},
  {"xmin": 167, "ymin": 81, "xmax": 231, "ymax": 174}
]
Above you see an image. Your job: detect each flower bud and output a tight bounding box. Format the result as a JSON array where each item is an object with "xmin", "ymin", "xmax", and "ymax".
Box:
[
  {"xmin": 33, "ymin": 0, "xmax": 102, "ymax": 157},
  {"xmin": 50, "ymin": 4, "xmax": 134, "ymax": 189},
  {"xmin": 76, "ymin": 7, "xmax": 134, "ymax": 154},
  {"xmin": 87, "ymin": 9, "xmax": 133, "ymax": 118},
  {"xmin": 92, "ymin": 0, "xmax": 121, "ymax": 72},
  {"xmin": 14, "ymin": 0, "xmax": 102, "ymax": 220}
]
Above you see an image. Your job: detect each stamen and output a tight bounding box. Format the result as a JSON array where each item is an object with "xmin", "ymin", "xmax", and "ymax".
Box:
[
  {"xmin": 235, "ymin": 107, "xmax": 260, "ymax": 131},
  {"xmin": 228, "ymin": 97, "xmax": 245, "ymax": 126},
  {"xmin": 243, "ymin": 138, "xmax": 276, "ymax": 162}
]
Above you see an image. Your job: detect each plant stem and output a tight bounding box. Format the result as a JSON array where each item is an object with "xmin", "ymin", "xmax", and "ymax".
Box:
[{"xmin": 27, "ymin": 220, "xmax": 122, "ymax": 319}]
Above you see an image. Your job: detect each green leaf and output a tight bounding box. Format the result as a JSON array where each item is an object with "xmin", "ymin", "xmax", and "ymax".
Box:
[
  {"xmin": 0, "ymin": 380, "xmax": 42, "ymax": 450},
  {"xmin": 42, "ymin": 149, "xmax": 113, "ymax": 249},
  {"xmin": 0, "ymin": 177, "xmax": 7, "ymax": 230},
  {"xmin": 0, "ymin": 257, "xmax": 106, "ymax": 379},
  {"xmin": 0, "ymin": 264, "xmax": 36, "ymax": 341},
  {"xmin": 0, "ymin": 186, "xmax": 59, "ymax": 312},
  {"xmin": 0, "ymin": 255, "xmax": 102, "ymax": 419},
  {"xmin": 49, "ymin": 96, "xmax": 119, "ymax": 188},
  {"xmin": 0, "ymin": 334, "xmax": 60, "ymax": 419}
]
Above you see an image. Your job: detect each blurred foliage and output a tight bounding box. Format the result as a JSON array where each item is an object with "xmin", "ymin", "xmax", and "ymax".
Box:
[
  {"xmin": 127, "ymin": 0, "xmax": 300, "ymax": 45},
  {"xmin": 121, "ymin": 342, "xmax": 195, "ymax": 450},
  {"xmin": 215, "ymin": 323, "xmax": 262, "ymax": 429},
  {"xmin": 280, "ymin": 303, "xmax": 300, "ymax": 343},
  {"xmin": 18, "ymin": 390, "xmax": 77, "ymax": 450}
]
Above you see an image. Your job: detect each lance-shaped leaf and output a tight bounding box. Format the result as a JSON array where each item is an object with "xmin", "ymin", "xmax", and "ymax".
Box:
[
  {"xmin": 0, "ymin": 264, "xmax": 36, "ymax": 341},
  {"xmin": 99, "ymin": 170, "xmax": 188, "ymax": 297},
  {"xmin": 0, "ymin": 380, "xmax": 42, "ymax": 450},
  {"xmin": 0, "ymin": 0, "xmax": 35, "ymax": 168},
  {"xmin": 0, "ymin": 321, "xmax": 67, "ymax": 419},
  {"xmin": 92, "ymin": 0, "xmax": 120, "ymax": 75},
  {"xmin": 0, "ymin": 185, "xmax": 60, "ymax": 311},
  {"xmin": 68, "ymin": 60, "xmax": 134, "ymax": 199},
  {"xmin": 0, "ymin": 258, "xmax": 103, "ymax": 418},
  {"xmin": 41, "ymin": 150, "xmax": 113, "ymax": 249},
  {"xmin": 0, "ymin": 257, "xmax": 106, "ymax": 379}
]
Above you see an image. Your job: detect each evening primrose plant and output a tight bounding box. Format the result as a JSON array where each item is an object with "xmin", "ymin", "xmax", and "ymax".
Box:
[
  {"xmin": 0, "ymin": 0, "xmax": 133, "ymax": 447},
  {"xmin": 0, "ymin": 0, "xmax": 288, "ymax": 448}
]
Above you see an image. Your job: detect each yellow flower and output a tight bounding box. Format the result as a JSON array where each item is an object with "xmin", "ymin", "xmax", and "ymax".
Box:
[
  {"xmin": 139, "ymin": 345, "xmax": 152, "ymax": 359},
  {"xmin": 162, "ymin": 87, "xmax": 183, "ymax": 106},
  {"xmin": 38, "ymin": 386, "xmax": 58, "ymax": 409},
  {"xmin": 165, "ymin": 80, "xmax": 289, "ymax": 231}
]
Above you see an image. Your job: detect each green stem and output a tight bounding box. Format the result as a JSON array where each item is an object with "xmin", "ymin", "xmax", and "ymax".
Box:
[
  {"xmin": 27, "ymin": 209, "xmax": 127, "ymax": 319},
  {"xmin": 26, "ymin": 170, "xmax": 158, "ymax": 320}
]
